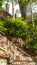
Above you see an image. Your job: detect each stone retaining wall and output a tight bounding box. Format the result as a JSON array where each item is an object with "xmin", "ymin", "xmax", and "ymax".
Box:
[{"xmin": 0, "ymin": 34, "xmax": 36, "ymax": 65}]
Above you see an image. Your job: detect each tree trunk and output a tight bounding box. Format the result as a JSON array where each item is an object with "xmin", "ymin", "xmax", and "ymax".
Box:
[
  {"xmin": 12, "ymin": 0, "xmax": 15, "ymax": 18},
  {"xmin": 19, "ymin": 2, "xmax": 27, "ymax": 19},
  {"xmin": 30, "ymin": 0, "xmax": 34, "ymax": 27}
]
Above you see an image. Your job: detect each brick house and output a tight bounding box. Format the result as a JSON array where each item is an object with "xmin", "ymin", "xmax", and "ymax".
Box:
[{"xmin": 0, "ymin": 3, "xmax": 12, "ymax": 20}]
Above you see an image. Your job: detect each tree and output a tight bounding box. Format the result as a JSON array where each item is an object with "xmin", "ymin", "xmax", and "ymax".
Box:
[
  {"xmin": 0, "ymin": 0, "xmax": 4, "ymax": 9},
  {"xmin": 19, "ymin": 0, "xmax": 29, "ymax": 19},
  {"xmin": 12, "ymin": 0, "xmax": 15, "ymax": 18},
  {"xmin": 30, "ymin": 0, "xmax": 34, "ymax": 27},
  {"xmin": 19, "ymin": 0, "xmax": 37, "ymax": 20}
]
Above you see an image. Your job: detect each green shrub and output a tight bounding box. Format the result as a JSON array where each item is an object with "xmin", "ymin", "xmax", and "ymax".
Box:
[{"xmin": 4, "ymin": 17, "xmax": 28, "ymax": 38}]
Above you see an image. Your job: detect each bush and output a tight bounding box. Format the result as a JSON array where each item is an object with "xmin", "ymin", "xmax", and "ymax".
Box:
[
  {"xmin": 0, "ymin": 17, "xmax": 28, "ymax": 38},
  {"xmin": 4, "ymin": 17, "xmax": 28, "ymax": 38}
]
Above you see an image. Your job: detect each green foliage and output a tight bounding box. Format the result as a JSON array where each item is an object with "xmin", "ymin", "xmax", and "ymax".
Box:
[
  {"xmin": 0, "ymin": 17, "xmax": 37, "ymax": 55},
  {"xmin": 0, "ymin": 20, "xmax": 7, "ymax": 34},
  {"xmin": 4, "ymin": 17, "xmax": 28, "ymax": 38},
  {"xmin": 19, "ymin": 0, "xmax": 37, "ymax": 4},
  {"xmin": 19, "ymin": 0, "xmax": 29, "ymax": 4},
  {"xmin": 25, "ymin": 17, "xmax": 37, "ymax": 54},
  {"xmin": 0, "ymin": 17, "xmax": 28, "ymax": 38},
  {"xmin": 0, "ymin": 0, "xmax": 4, "ymax": 9}
]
